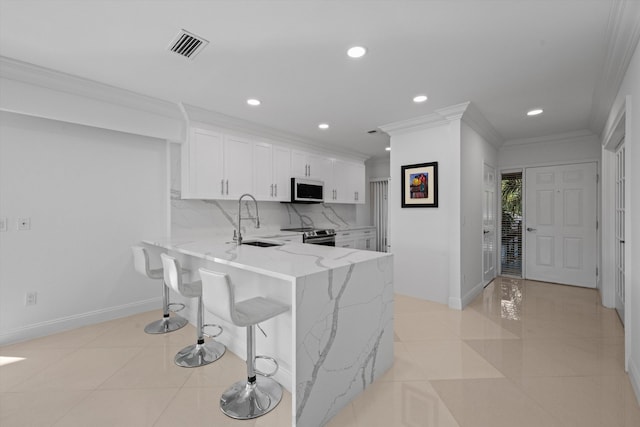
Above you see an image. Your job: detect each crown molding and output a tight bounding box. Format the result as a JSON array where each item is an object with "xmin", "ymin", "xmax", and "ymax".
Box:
[
  {"xmin": 378, "ymin": 102, "xmax": 469, "ymax": 136},
  {"xmin": 502, "ymin": 129, "xmax": 597, "ymax": 148},
  {"xmin": 182, "ymin": 103, "xmax": 369, "ymax": 161},
  {"xmin": 601, "ymin": 96, "xmax": 626, "ymax": 150},
  {"xmin": 460, "ymin": 102, "xmax": 503, "ymax": 149},
  {"xmin": 0, "ymin": 56, "xmax": 182, "ymax": 120},
  {"xmin": 0, "ymin": 56, "xmax": 368, "ymax": 160},
  {"xmin": 589, "ymin": 0, "xmax": 640, "ymax": 136}
]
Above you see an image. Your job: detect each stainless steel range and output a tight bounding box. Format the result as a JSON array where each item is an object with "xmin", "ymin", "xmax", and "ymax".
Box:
[{"xmin": 280, "ymin": 227, "xmax": 336, "ymax": 246}]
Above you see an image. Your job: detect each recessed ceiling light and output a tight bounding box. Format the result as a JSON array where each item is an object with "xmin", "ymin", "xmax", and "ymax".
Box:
[
  {"xmin": 527, "ymin": 108, "xmax": 543, "ymax": 116},
  {"xmin": 385, "ymin": 146, "xmax": 391, "ymax": 151},
  {"xmin": 413, "ymin": 95, "xmax": 428, "ymax": 103},
  {"xmin": 347, "ymin": 46, "xmax": 367, "ymax": 58},
  {"xmin": 247, "ymin": 98, "xmax": 261, "ymax": 106},
  {"xmin": 318, "ymin": 123, "xmax": 330, "ymax": 130}
]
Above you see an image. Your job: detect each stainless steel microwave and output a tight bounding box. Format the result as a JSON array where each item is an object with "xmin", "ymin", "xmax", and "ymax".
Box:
[{"xmin": 290, "ymin": 178, "xmax": 324, "ymax": 203}]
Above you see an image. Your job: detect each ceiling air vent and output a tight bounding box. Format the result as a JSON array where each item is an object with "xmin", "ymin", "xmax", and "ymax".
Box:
[{"xmin": 168, "ymin": 29, "xmax": 209, "ymax": 59}]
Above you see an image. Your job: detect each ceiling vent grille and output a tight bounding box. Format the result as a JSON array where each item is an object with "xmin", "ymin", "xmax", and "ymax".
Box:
[{"xmin": 168, "ymin": 29, "xmax": 208, "ymax": 59}]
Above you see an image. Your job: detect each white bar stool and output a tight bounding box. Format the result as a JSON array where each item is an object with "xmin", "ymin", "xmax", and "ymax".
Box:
[
  {"xmin": 199, "ymin": 268, "xmax": 290, "ymax": 420},
  {"xmin": 131, "ymin": 246, "xmax": 188, "ymax": 334},
  {"xmin": 161, "ymin": 253, "xmax": 226, "ymax": 368}
]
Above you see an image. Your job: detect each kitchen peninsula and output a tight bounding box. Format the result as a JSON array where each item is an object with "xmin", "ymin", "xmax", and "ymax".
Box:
[{"xmin": 143, "ymin": 237, "xmax": 393, "ymax": 427}]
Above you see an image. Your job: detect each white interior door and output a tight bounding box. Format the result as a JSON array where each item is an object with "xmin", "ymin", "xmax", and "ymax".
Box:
[
  {"xmin": 615, "ymin": 141, "xmax": 625, "ymax": 324},
  {"xmin": 483, "ymin": 164, "xmax": 496, "ymax": 283},
  {"xmin": 525, "ymin": 163, "xmax": 597, "ymax": 287}
]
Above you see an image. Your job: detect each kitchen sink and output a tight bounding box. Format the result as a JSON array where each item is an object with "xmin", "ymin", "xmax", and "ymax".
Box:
[{"xmin": 241, "ymin": 240, "xmax": 284, "ymax": 247}]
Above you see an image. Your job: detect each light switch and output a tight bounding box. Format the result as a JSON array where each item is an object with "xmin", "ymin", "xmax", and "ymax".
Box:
[{"xmin": 17, "ymin": 217, "xmax": 31, "ymax": 231}]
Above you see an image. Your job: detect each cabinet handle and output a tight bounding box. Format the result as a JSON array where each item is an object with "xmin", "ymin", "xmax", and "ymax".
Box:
[
  {"xmin": 226, "ymin": 180, "xmax": 229, "ymax": 195},
  {"xmin": 270, "ymin": 184, "xmax": 274, "ymax": 197},
  {"xmin": 308, "ymin": 164, "xmax": 311, "ymax": 176},
  {"xmin": 274, "ymin": 184, "xmax": 278, "ymax": 197},
  {"xmin": 221, "ymin": 179, "xmax": 224, "ymax": 195}
]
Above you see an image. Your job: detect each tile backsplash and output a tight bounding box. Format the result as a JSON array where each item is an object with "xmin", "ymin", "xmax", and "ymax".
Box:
[{"xmin": 170, "ymin": 144, "xmax": 357, "ymax": 239}]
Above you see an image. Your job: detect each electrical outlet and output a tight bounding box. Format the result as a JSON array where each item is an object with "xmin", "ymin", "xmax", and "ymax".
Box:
[
  {"xmin": 17, "ymin": 217, "xmax": 31, "ymax": 231},
  {"xmin": 26, "ymin": 292, "xmax": 37, "ymax": 306},
  {"xmin": 0, "ymin": 217, "xmax": 7, "ymax": 232}
]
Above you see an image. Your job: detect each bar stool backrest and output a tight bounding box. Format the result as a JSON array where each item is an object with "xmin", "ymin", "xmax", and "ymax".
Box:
[
  {"xmin": 131, "ymin": 246, "xmax": 153, "ymax": 278},
  {"xmin": 160, "ymin": 253, "xmax": 185, "ymax": 295},
  {"xmin": 199, "ymin": 268, "xmax": 236, "ymax": 325}
]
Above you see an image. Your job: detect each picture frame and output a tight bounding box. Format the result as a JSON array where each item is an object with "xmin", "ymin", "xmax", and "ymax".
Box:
[{"xmin": 401, "ymin": 162, "xmax": 438, "ymax": 208}]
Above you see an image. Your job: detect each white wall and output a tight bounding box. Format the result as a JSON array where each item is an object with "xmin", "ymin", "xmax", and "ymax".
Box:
[
  {"xmin": 604, "ymin": 39, "xmax": 640, "ymax": 404},
  {"xmin": 389, "ymin": 121, "xmax": 461, "ymax": 304},
  {"xmin": 460, "ymin": 122, "xmax": 498, "ymax": 306},
  {"xmin": 0, "ymin": 112, "xmax": 168, "ymax": 344},
  {"xmin": 499, "ymin": 131, "xmax": 601, "ymax": 168}
]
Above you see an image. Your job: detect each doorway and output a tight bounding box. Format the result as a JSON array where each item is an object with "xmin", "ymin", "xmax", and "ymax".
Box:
[
  {"xmin": 615, "ymin": 140, "xmax": 625, "ymax": 324},
  {"xmin": 500, "ymin": 171, "xmax": 523, "ymax": 277},
  {"xmin": 524, "ymin": 162, "xmax": 597, "ymax": 287}
]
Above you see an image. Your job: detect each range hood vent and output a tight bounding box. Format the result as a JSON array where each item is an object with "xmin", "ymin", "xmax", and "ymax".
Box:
[{"xmin": 168, "ymin": 29, "xmax": 208, "ymax": 59}]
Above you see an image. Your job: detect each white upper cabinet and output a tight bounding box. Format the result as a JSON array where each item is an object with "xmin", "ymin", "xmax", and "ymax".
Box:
[
  {"xmin": 328, "ymin": 160, "xmax": 365, "ymax": 204},
  {"xmin": 253, "ymin": 142, "xmax": 291, "ymax": 201},
  {"xmin": 182, "ymin": 127, "xmax": 364, "ymax": 204},
  {"xmin": 181, "ymin": 128, "xmax": 252, "ymax": 199},
  {"xmin": 272, "ymin": 145, "xmax": 292, "ymax": 201},
  {"xmin": 252, "ymin": 141, "xmax": 273, "ymax": 200},
  {"xmin": 182, "ymin": 128, "xmax": 224, "ymax": 199},
  {"xmin": 223, "ymin": 135, "xmax": 253, "ymax": 198},
  {"xmin": 292, "ymin": 151, "xmax": 332, "ymax": 183}
]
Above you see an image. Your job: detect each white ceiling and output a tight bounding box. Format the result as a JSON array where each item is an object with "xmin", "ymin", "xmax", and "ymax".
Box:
[{"xmin": 0, "ymin": 0, "xmax": 634, "ymax": 158}]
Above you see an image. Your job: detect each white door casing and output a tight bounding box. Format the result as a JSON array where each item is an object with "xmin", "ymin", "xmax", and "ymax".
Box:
[
  {"xmin": 615, "ymin": 141, "xmax": 625, "ymax": 324},
  {"xmin": 483, "ymin": 164, "xmax": 496, "ymax": 284},
  {"xmin": 525, "ymin": 163, "xmax": 597, "ymax": 287}
]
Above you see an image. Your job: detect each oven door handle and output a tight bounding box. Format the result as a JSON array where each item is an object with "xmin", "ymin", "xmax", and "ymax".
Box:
[{"xmin": 304, "ymin": 236, "xmax": 336, "ymax": 244}]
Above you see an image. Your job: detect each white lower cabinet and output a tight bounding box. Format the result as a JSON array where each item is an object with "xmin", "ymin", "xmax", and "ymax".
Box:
[{"xmin": 335, "ymin": 228, "xmax": 375, "ymax": 250}]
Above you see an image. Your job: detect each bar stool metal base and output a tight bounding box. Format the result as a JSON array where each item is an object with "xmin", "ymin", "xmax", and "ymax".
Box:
[
  {"xmin": 144, "ymin": 316, "xmax": 188, "ymax": 334},
  {"xmin": 174, "ymin": 341, "xmax": 226, "ymax": 368},
  {"xmin": 220, "ymin": 376, "xmax": 283, "ymax": 420}
]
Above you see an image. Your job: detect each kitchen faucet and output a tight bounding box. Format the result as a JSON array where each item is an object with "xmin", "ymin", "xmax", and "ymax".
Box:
[{"xmin": 235, "ymin": 193, "xmax": 260, "ymax": 245}]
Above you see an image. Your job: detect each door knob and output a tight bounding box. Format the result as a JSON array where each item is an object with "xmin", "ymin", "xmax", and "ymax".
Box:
[
  {"xmin": 526, "ymin": 227, "xmax": 537, "ymax": 232},
  {"xmin": 483, "ymin": 230, "xmax": 490, "ymax": 234}
]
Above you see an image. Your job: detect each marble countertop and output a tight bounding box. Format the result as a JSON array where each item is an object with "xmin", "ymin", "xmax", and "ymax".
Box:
[
  {"xmin": 334, "ymin": 225, "xmax": 376, "ymax": 232},
  {"xmin": 143, "ymin": 236, "xmax": 390, "ymax": 281}
]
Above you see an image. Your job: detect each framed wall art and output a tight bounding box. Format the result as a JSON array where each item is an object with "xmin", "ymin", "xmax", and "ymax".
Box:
[{"xmin": 401, "ymin": 161, "xmax": 438, "ymax": 208}]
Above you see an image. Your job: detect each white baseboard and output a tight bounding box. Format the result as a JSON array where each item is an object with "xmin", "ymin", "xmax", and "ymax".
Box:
[
  {"xmin": 629, "ymin": 355, "xmax": 640, "ymax": 406},
  {"xmin": 450, "ymin": 280, "xmax": 485, "ymax": 310},
  {"xmin": 0, "ymin": 297, "xmax": 161, "ymax": 346}
]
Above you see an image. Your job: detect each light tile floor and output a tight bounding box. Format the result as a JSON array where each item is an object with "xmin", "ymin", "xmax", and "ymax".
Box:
[{"xmin": 1, "ymin": 277, "xmax": 639, "ymax": 426}]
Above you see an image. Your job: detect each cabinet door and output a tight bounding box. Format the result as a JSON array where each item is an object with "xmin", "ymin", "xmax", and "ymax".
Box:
[
  {"xmin": 273, "ymin": 146, "xmax": 291, "ymax": 201},
  {"xmin": 253, "ymin": 142, "xmax": 273, "ymax": 200},
  {"xmin": 350, "ymin": 162, "xmax": 366, "ymax": 204},
  {"xmin": 224, "ymin": 135, "xmax": 253, "ymax": 198},
  {"xmin": 332, "ymin": 160, "xmax": 365, "ymax": 204},
  {"xmin": 185, "ymin": 128, "xmax": 224, "ymax": 199},
  {"xmin": 308, "ymin": 153, "xmax": 334, "ymax": 189},
  {"xmin": 291, "ymin": 151, "xmax": 308, "ymax": 177},
  {"xmin": 332, "ymin": 159, "xmax": 352, "ymax": 203}
]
